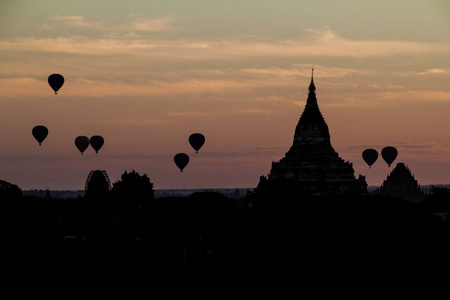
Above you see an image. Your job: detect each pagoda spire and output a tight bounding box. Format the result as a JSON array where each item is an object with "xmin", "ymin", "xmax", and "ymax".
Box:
[
  {"xmin": 306, "ymin": 67, "xmax": 317, "ymax": 106},
  {"xmin": 309, "ymin": 67, "xmax": 315, "ymax": 91},
  {"xmin": 293, "ymin": 68, "xmax": 329, "ymax": 147}
]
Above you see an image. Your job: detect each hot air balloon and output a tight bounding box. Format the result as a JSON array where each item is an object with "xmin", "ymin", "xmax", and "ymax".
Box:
[
  {"xmin": 362, "ymin": 149, "xmax": 378, "ymax": 168},
  {"xmin": 32, "ymin": 125, "xmax": 48, "ymax": 146},
  {"xmin": 48, "ymin": 74, "xmax": 64, "ymax": 94},
  {"xmin": 90, "ymin": 135, "xmax": 104, "ymax": 154},
  {"xmin": 174, "ymin": 153, "xmax": 189, "ymax": 172},
  {"xmin": 381, "ymin": 146, "xmax": 398, "ymax": 167},
  {"xmin": 189, "ymin": 133, "xmax": 205, "ymax": 153},
  {"xmin": 75, "ymin": 136, "xmax": 90, "ymax": 155}
]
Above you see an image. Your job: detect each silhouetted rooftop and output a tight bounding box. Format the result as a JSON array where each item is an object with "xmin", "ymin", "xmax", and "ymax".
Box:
[
  {"xmin": 262, "ymin": 71, "xmax": 367, "ymax": 195},
  {"xmin": 380, "ymin": 162, "xmax": 424, "ymax": 202}
]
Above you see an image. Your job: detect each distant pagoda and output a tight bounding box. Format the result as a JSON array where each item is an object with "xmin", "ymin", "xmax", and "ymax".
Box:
[
  {"xmin": 259, "ymin": 70, "xmax": 367, "ymax": 196},
  {"xmin": 379, "ymin": 162, "xmax": 424, "ymax": 202},
  {"xmin": 85, "ymin": 170, "xmax": 111, "ymax": 198}
]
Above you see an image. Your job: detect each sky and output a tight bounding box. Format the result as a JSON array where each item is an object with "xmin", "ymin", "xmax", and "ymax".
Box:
[{"xmin": 1, "ymin": 0, "xmax": 450, "ymax": 190}]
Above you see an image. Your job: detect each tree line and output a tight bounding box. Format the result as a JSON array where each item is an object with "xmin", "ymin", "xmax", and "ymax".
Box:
[{"xmin": 1, "ymin": 174, "xmax": 450, "ymax": 274}]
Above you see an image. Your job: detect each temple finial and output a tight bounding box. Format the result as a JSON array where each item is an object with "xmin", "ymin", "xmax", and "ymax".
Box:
[{"xmin": 309, "ymin": 67, "xmax": 316, "ymax": 91}]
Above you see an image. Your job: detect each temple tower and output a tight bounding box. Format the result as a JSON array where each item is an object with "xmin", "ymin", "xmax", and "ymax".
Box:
[
  {"xmin": 85, "ymin": 170, "xmax": 111, "ymax": 198},
  {"xmin": 379, "ymin": 162, "xmax": 425, "ymax": 202},
  {"xmin": 260, "ymin": 70, "xmax": 367, "ymax": 195}
]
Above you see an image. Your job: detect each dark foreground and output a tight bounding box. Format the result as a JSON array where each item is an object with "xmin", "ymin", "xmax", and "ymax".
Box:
[{"xmin": 2, "ymin": 191, "xmax": 450, "ymax": 282}]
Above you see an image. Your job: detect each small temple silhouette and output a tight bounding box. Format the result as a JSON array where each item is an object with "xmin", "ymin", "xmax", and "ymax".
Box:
[
  {"xmin": 379, "ymin": 162, "xmax": 425, "ymax": 203},
  {"xmin": 85, "ymin": 170, "xmax": 111, "ymax": 198},
  {"xmin": 258, "ymin": 70, "xmax": 367, "ymax": 196}
]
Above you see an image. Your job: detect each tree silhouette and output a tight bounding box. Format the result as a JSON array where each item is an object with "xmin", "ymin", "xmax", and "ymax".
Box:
[
  {"xmin": 110, "ymin": 170, "xmax": 155, "ymax": 237},
  {"xmin": 0, "ymin": 178, "xmax": 23, "ymax": 224},
  {"xmin": 423, "ymin": 185, "xmax": 450, "ymax": 213},
  {"xmin": 111, "ymin": 170, "xmax": 154, "ymax": 205},
  {"xmin": 0, "ymin": 179, "xmax": 23, "ymax": 201},
  {"xmin": 111, "ymin": 170, "xmax": 155, "ymax": 219}
]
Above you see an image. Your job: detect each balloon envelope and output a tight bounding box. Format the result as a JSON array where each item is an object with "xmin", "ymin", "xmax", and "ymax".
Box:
[
  {"xmin": 174, "ymin": 153, "xmax": 189, "ymax": 172},
  {"xmin": 32, "ymin": 125, "xmax": 48, "ymax": 146},
  {"xmin": 189, "ymin": 133, "xmax": 205, "ymax": 153},
  {"xmin": 362, "ymin": 149, "xmax": 378, "ymax": 168},
  {"xmin": 381, "ymin": 146, "xmax": 398, "ymax": 167},
  {"xmin": 90, "ymin": 135, "xmax": 104, "ymax": 154},
  {"xmin": 75, "ymin": 136, "xmax": 90, "ymax": 155},
  {"xmin": 48, "ymin": 74, "xmax": 64, "ymax": 94}
]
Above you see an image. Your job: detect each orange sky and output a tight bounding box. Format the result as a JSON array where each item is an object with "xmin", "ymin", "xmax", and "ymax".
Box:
[{"xmin": 1, "ymin": 1, "xmax": 450, "ymax": 190}]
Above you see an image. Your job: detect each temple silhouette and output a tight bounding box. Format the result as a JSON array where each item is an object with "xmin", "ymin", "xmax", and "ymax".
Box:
[
  {"xmin": 258, "ymin": 70, "xmax": 367, "ymax": 196},
  {"xmin": 379, "ymin": 162, "xmax": 425, "ymax": 202},
  {"xmin": 85, "ymin": 170, "xmax": 111, "ymax": 198}
]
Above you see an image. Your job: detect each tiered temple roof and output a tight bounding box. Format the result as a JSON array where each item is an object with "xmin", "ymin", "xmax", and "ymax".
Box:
[
  {"xmin": 379, "ymin": 162, "xmax": 425, "ymax": 202},
  {"xmin": 262, "ymin": 70, "xmax": 367, "ymax": 195}
]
